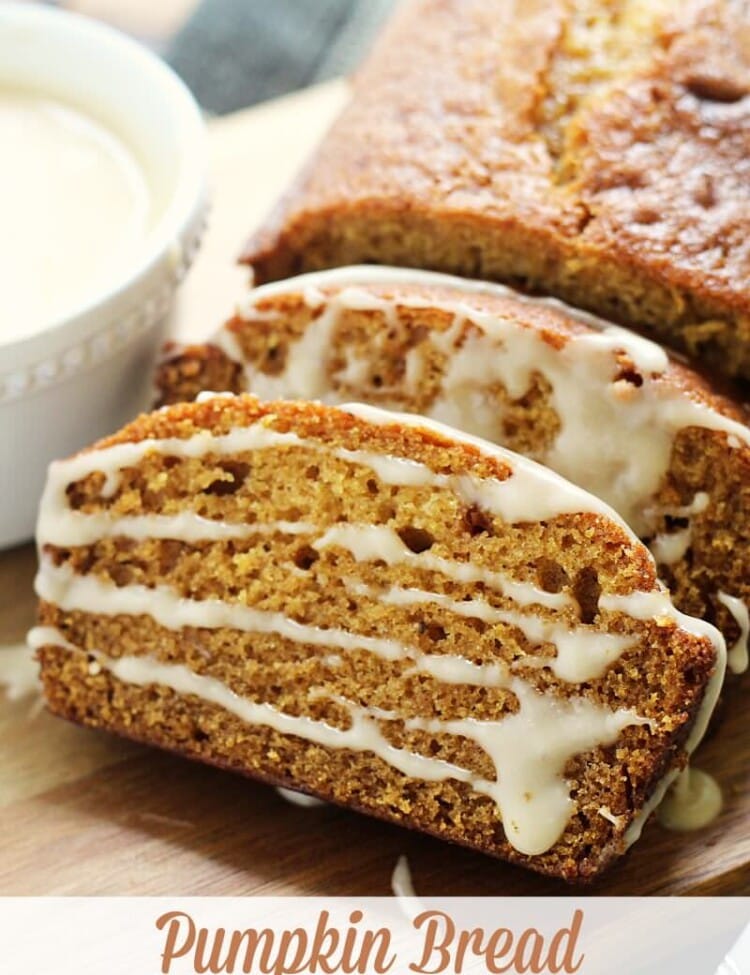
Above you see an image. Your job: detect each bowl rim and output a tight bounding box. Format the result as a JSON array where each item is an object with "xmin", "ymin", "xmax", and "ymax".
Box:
[{"xmin": 0, "ymin": 2, "xmax": 208, "ymax": 372}]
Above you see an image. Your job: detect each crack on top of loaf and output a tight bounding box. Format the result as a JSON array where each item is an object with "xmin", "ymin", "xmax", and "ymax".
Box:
[{"xmin": 534, "ymin": 0, "xmax": 672, "ymax": 181}]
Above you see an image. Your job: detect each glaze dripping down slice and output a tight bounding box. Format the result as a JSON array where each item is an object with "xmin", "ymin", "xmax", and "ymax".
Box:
[
  {"xmin": 155, "ymin": 266, "xmax": 750, "ymax": 674},
  {"xmin": 33, "ymin": 395, "xmax": 724, "ymax": 882}
]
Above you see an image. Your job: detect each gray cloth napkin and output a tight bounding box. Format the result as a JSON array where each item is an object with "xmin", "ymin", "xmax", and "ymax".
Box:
[{"xmin": 166, "ymin": 0, "xmax": 397, "ymax": 115}]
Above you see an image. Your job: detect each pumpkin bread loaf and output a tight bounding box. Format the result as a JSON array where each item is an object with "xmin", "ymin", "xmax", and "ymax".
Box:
[{"xmin": 241, "ymin": 0, "xmax": 750, "ymax": 381}]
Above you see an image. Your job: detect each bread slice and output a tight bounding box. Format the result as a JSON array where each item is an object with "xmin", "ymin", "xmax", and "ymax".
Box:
[
  {"xmin": 156, "ymin": 267, "xmax": 750, "ymax": 674},
  {"xmin": 33, "ymin": 394, "xmax": 723, "ymax": 882},
  {"xmin": 240, "ymin": 0, "xmax": 750, "ymax": 381}
]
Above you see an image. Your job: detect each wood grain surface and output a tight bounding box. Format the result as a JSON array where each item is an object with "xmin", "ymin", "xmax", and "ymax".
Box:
[{"xmin": 0, "ymin": 81, "xmax": 747, "ymax": 897}]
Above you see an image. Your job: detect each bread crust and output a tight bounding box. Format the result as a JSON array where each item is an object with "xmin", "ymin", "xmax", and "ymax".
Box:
[{"xmin": 240, "ymin": 0, "xmax": 750, "ymax": 378}]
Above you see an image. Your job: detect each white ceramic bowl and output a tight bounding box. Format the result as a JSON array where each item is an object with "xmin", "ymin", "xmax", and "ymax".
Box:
[{"xmin": 0, "ymin": 3, "xmax": 207, "ymax": 548}]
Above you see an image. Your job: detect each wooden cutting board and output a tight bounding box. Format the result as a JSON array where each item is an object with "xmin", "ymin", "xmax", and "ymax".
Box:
[{"xmin": 0, "ymin": 81, "xmax": 748, "ymax": 896}]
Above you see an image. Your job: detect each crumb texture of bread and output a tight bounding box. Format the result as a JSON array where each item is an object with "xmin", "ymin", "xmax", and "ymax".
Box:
[
  {"xmin": 156, "ymin": 343, "xmax": 245, "ymax": 407},
  {"xmin": 241, "ymin": 0, "xmax": 750, "ymax": 379},
  {"xmin": 33, "ymin": 395, "xmax": 721, "ymax": 883},
  {"xmin": 156, "ymin": 269, "xmax": 750, "ymax": 670}
]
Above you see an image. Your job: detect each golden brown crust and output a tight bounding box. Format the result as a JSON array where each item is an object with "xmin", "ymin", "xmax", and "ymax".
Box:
[
  {"xmin": 86, "ymin": 394, "xmax": 525, "ymax": 487},
  {"xmin": 240, "ymin": 0, "xmax": 750, "ymax": 378}
]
